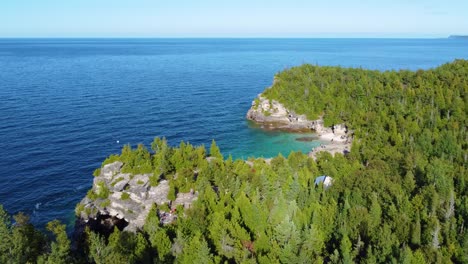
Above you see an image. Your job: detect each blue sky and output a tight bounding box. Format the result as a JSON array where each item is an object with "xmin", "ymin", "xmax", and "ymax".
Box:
[{"xmin": 0, "ymin": 0, "xmax": 467, "ymax": 37}]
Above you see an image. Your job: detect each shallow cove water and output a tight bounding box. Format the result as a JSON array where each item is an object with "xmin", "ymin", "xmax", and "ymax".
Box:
[{"xmin": 0, "ymin": 38, "xmax": 467, "ymax": 230}]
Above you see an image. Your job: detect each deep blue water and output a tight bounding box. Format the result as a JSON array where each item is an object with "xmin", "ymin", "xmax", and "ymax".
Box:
[{"xmin": 0, "ymin": 38, "xmax": 467, "ymax": 229}]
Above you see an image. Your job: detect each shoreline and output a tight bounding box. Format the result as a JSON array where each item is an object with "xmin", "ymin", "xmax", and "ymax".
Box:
[
  {"xmin": 245, "ymin": 94, "xmax": 353, "ymax": 159},
  {"xmin": 308, "ymin": 131, "xmax": 352, "ymax": 159}
]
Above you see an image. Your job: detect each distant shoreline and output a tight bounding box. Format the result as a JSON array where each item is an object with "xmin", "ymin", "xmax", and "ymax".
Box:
[
  {"xmin": 448, "ymin": 35, "xmax": 468, "ymax": 39},
  {"xmin": 0, "ymin": 36, "xmax": 457, "ymax": 40}
]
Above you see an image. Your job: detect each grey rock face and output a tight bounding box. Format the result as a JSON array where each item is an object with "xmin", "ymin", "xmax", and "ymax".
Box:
[
  {"xmin": 246, "ymin": 94, "xmax": 353, "ymax": 136},
  {"xmin": 173, "ymin": 190, "xmax": 198, "ymax": 209},
  {"xmin": 246, "ymin": 95, "xmax": 328, "ymax": 132},
  {"xmin": 77, "ymin": 162, "xmax": 197, "ymax": 232},
  {"xmin": 247, "ymin": 93, "xmax": 353, "ymax": 160},
  {"xmin": 101, "ymin": 161, "xmax": 123, "ymax": 179}
]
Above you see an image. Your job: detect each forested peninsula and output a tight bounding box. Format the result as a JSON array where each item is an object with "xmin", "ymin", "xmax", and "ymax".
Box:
[{"xmin": 1, "ymin": 60, "xmax": 467, "ymax": 263}]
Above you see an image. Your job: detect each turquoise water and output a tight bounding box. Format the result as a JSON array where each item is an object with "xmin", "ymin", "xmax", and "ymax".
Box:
[
  {"xmin": 234, "ymin": 124, "xmax": 320, "ymax": 159},
  {"xmin": 0, "ymin": 38, "xmax": 467, "ymax": 229}
]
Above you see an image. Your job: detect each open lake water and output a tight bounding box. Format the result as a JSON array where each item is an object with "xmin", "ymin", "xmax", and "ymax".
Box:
[{"xmin": 0, "ymin": 38, "xmax": 467, "ymax": 229}]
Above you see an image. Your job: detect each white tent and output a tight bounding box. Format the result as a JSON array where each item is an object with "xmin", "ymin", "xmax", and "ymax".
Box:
[{"xmin": 314, "ymin": 175, "xmax": 333, "ymax": 189}]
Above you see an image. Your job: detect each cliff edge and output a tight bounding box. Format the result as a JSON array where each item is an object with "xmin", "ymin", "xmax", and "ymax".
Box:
[
  {"xmin": 246, "ymin": 95, "xmax": 326, "ymax": 132},
  {"xmin": 246, "ymin": 93, "xmax": 353, "ymax": 159},
  {"xmin": 76, "ymin": 161, "xmax": 198, "ymax": 233}
]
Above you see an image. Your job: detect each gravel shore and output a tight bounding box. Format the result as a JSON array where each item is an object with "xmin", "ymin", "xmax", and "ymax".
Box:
[{"xmin": 308, "ymin": 131, "xmax": 352, "ymax": 160}]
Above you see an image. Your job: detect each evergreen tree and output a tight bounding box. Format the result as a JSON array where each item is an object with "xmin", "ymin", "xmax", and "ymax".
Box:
[
  {"xmin": 42, "ymin": 220, "xmax": 71, "ymax": 264},
  {"xmin": 209, "ymin": 139, "xmax": 223, "ymax": 160}
]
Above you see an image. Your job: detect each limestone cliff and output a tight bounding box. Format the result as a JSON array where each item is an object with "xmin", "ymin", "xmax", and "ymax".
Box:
[
  {"xmin": 246, "ymin": 94, "xmax": 332, "ymax": 133},
  {"xmin": 76, "ymin": 161, "xmax": 198, "ymax": 233},
  {"xmin": 247, "ymin": 93, "xmax": 353, "ymax": 158}
]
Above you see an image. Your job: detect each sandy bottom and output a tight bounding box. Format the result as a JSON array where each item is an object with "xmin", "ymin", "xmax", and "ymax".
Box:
[{"xmin": 308, "ymin": 131, "xmax": 352, "ymax": 159}]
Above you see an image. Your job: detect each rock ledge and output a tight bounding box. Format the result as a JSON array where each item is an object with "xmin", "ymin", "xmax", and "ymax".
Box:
[
  {"xmin": 76, "ymin": 162, "xmax": 198, "ymax": 232},
  {"xmin": 246, "ymin": 94, "xmax": 353, "ymax": 158},
  {"xmin": 247, "ymin": 94, "xmax": 341, "ymax": 134}
]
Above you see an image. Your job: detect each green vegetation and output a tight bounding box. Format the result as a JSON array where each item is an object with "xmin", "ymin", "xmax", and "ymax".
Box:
[
  {"xmin": 87, "ymin": 182, "xmax": 110, "ymax": 201},
  {"xmin": 0, "ymin": 205, "xmax": 70, "ymax": 264},
  {"xmin": 93, "ymin": 168, "xmax": 101, "ymax": 177},
  {"xmin": 264, "ymin": 59, "xmax": 467, "ymax": 129},
  {"xmin": 101, "ymin": 199, "xmax": 111, "ymax": 208},
  {"xmin": 111, "ymin": 176, "xmax": 125, "ymax": 187},
  {"xmin": 149, "ymin": 173, "xmax": 160, "ymax": 187},
  {"xmin": 86, "ymin": 189, "xmax": 97, "ymax": 200},
  {"xmin": 0, "ymin": 61, "xmax": 466, "ymax": 263},
  {"xmin": 253, "ymin": 98, "xmax": 260, "ymax": 109},
  {"xmin": 121, "ymin": 192, "xmax": 130, "ymax": 201},
  {"xmin": 75, "ymin": 203, "xmax": 85, "ymax": 216},
  {"xmin": 96, "ymin": 181, "xmax": 110, "ymax": 199},
  {"xmin": 262, "ymin": 109, "xmax": 271, "ymax": 116},
  {"xmin": 102, "ymin": 154, "xmax": 121, "ymax": 167}
]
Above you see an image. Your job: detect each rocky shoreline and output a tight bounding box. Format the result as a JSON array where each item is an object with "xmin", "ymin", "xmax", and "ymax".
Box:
[
  {"xmin": 75, "ymin": 161, "xmax": 198, "ymax": 233},
  {"xmin": 75, "ymin": 94, "xmax": 353, "ymax": 234},
  {"xmin": 246, "ymin": 94, "xmax": 353, "ymax": 159},
  {"xmin": 308, "ymin": 129, "xmax": 352, "ymax": 160}
]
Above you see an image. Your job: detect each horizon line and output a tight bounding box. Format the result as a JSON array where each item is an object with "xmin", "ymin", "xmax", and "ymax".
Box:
[{"xmin": 0, "ymin": 36, "xmax": 458, "ymax": 40}]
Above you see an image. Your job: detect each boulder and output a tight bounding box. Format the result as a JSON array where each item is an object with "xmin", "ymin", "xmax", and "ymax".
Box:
[{"xmin": 101, "ymin": 161, "xmax": 123, "ymax": 179}]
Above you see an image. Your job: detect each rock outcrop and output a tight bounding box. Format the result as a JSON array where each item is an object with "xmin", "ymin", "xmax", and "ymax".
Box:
[
  {"xmin": 76, "ymin": 161, "xmax": 198, "ymax": 233},
  {"xmin": 246, "ymin": 94, "xmax": 339, "ymax": 134},
  {"xmin": 246, "ymin": 93, "xmax": 353, "ymax": 158}
]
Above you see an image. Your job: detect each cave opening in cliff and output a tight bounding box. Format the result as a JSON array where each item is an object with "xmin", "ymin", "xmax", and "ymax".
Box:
[{"xmin": 86, "ymin": 214, "xmax": 129, "ymax": 238}]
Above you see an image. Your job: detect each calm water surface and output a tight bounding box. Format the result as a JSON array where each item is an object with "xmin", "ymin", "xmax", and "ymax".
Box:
[{"xmin": 0, "ymin": 38, "xmax": 467, "ymax": 229}]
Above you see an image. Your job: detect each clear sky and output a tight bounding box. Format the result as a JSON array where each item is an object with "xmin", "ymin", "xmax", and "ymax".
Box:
[{"xmin": 0, "ymin": 0, "xmax": 467, "ymax": 38}]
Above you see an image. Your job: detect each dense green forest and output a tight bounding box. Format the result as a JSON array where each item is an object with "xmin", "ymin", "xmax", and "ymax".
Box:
[{"xmin": 1, "ymin": 60, "xmax": 467, "ymax": 263}]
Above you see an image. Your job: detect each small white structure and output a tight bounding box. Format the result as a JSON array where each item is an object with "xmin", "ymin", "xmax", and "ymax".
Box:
[{"xmin": 314, "ymin": 175, "xmax": 333, "ymax": 189}]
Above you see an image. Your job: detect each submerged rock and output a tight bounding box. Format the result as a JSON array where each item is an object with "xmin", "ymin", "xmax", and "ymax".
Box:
[{"xmin": 296, "ymin": 136, "xmax": 318, "ymax": 142}]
